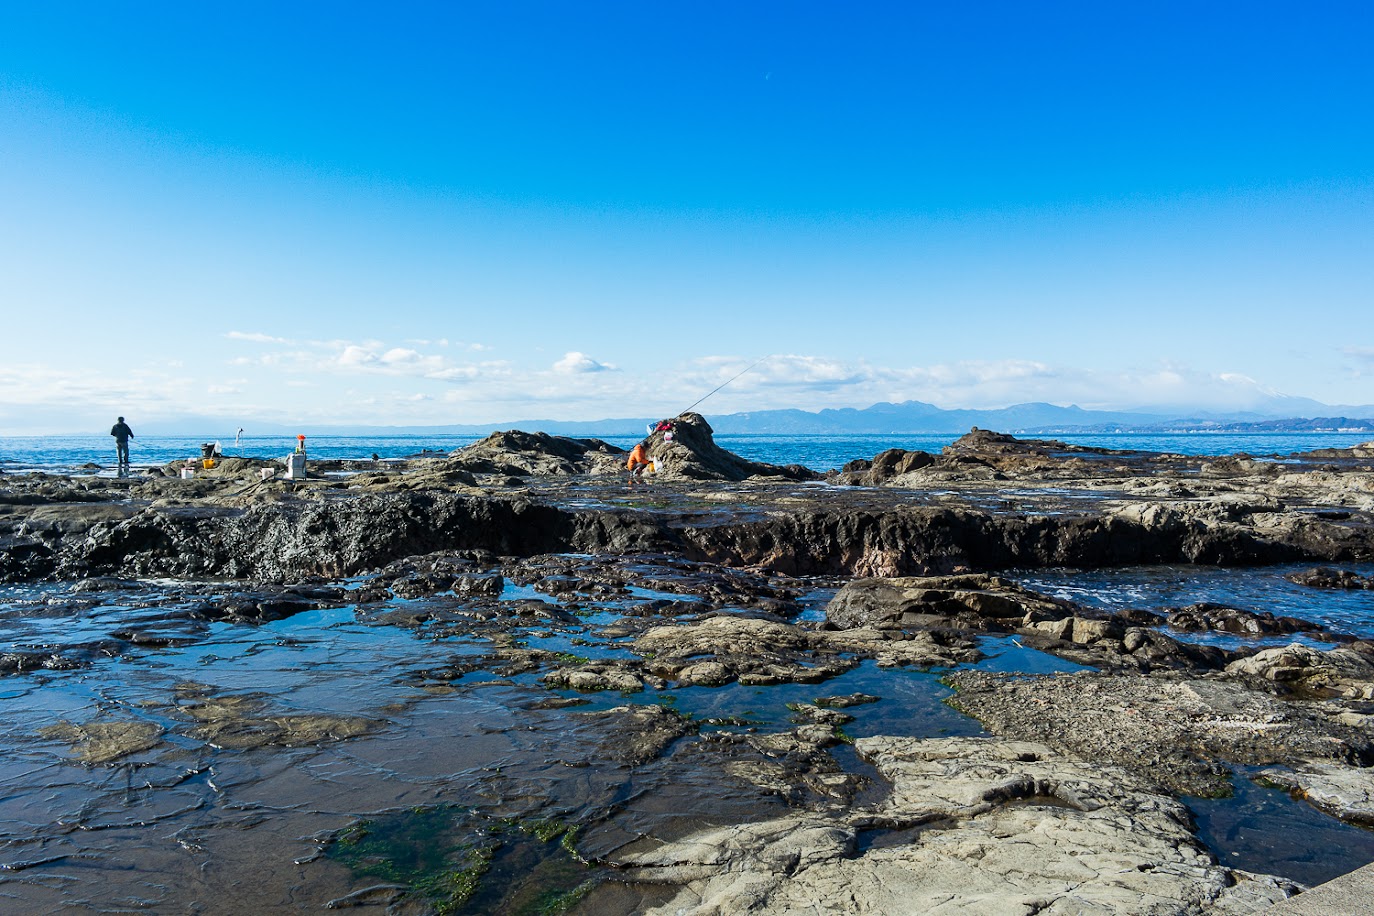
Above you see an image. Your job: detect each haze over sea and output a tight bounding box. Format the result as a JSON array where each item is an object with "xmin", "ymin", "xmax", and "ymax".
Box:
[{"xmin": 4, "ymin": 431, "xmax": 1372, "ymax": 476}]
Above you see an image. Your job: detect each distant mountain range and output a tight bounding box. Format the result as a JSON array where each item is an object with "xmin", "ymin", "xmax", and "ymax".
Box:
[{"xmin": 134, "ymin": 399, "xmax": 1374, "ymax": 438}]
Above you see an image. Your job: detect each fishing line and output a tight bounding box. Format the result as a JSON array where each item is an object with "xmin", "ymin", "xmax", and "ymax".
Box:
[{"xmin": 679, "ymin": 355, "xmax": 771, "ymax": 416}]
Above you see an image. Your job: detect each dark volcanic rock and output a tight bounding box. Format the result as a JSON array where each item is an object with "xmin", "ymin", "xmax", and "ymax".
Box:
[
  {"xmin": 448, "ymin": 430, "xmax": 623, "ymax": 477},
  {"xmin": 443, "ymin": 414, "xmax": 819, "ymax": 484},
  {"xmin": 1292, "ymin": 441, "xmax": 1374, "ymax": 460},
  {"xmin": 1166, "ymin": 602, "xmax": 1326, "ymax": 637},
  {"xmin": 1286, "ymin": 566, "xmax": 1374, "ymax": 590},
  {"xmin": 1, "ymin": 650, "xmax": 83, "ymax": 675},
  {"xmin": 647, "ymin": 413, "xmax": 820, "ymax": 482},
  {"xmin": 2, "ymin": 427, "xmax": 1372, "ymax": 584},
  {"xmin": 826, "ymin": 574, "xmax": 1077, "ymax": 632},
  {"xmin": 502, "ymin": 552, "xmax": 805, "ymax": 613},
  {"xmin": 830, "ymin": 448, "xmax": 935, "ymax": 486},
  {"xmin": 826, "ymin": 575, "xmax": 1250, "ymax": 674},
  {"xmin": 190, "ymin": 583, "xmax": 350, "ymax": 624},
  {"xmin": 679, "ymin": 501, "xmax": 1338, "ymax": 578},
  {"xmin": 943, "ymin": 428, "xmax": 1081, "ymax": 456}
]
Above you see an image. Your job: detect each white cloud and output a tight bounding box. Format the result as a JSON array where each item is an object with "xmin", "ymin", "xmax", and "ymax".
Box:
[
  {"xmin": 552, "ymin": 351, "xmax": 614, "ymax": 375},
  {"xmin": 226, "ymin": 330, "xmax": 292, "ymax": 344},
  {"xmin": 665, "ymin": 355, "xmax": 1321, "ymax": 416},
  {"xmin": 429, "ymin": 366, "xmax": 482, "ymax": 381},
  {"xmin": 4, "ymin": 341, "xmax": 1367, "ymax": 433},
  {"xmin": 336, "ymin": 345, "xmax": 377, "ymax": 368}
]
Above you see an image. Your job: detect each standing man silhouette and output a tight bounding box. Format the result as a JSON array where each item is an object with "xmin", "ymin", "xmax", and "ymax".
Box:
[{"xmin": 110, "ymin": 416, "xmax": 134, "ymax": 476}]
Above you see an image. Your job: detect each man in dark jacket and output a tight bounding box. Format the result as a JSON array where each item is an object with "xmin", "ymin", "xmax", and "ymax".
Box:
[{"xmin": 110, "ymin": 416, "xmax": 134, "ymax": 475}]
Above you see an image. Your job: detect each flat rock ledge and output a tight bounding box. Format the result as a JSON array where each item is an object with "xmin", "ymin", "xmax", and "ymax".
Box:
[
  {"xmin": 948, "ymin": 671, "xmax": 1374, "ymax": 798},
  {"xmin": 611, "ymin": 736, "xmax": 1299, "ymax": 915},
  {"xmin": 1258, "ymin": 763, "xmax": 1374, "ymax": 827}
]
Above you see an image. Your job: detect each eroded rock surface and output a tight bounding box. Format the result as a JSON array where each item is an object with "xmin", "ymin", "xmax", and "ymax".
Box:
[
  {"xmin": 612, "ymin": 736, "xmax": 1300, "ymax": 915},
  {"xmin": 1226, "ymin": 642, "xmax": 1374, "ymax": 699},
  {"xmin": 948, "ymin": 671, "xmax": 1374, "ymax": 796},
  {"xmin": 448, "ymin": 430, "xmax": 624, "ymax": 478},
  {"xmin": 641, "ymin": 413, "xmax": 820, "ymax": 482}
]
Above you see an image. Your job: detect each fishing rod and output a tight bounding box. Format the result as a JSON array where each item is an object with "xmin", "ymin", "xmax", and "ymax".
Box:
[{"xmin": 678, "ymin": 355, "xmax": 771, "ymax": 416}]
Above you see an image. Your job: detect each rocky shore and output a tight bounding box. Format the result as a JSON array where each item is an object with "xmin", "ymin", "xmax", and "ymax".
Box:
[{"xmin": 1, "ymin": 416, "xmax": 1372, "ymax": 913}]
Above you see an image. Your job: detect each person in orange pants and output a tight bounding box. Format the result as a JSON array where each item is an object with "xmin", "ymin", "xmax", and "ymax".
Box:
[{"xmin": 627, "ymin": 440, "xmax": 651, "ymax": 488}]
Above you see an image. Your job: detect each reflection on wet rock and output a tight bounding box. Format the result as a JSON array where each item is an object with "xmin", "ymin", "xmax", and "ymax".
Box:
[
  {"xmin": 40, "ymin": 719, "xmax": 164, "ymax": 764},
  {"xmin": 175, "ymin": 685, "xmax": 376, "ymax": 750}
]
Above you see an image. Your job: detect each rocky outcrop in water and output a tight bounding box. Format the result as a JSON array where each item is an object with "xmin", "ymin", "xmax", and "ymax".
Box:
[
  {"xmin": 639, "ymin": 412, "xmax": 820, "ymax": 482},
  {"xmin": 1165, "ymin": 602, "xmax": 1328, "ymax": 638},
  {"xmin": 1286, "ymin": 566, "xmax": 1374, "ymax": 590},
  {"xmin": 826, "ymin": 573, "xmax": 1079, "ymax": 631},
  {"xmin": 447, "ymin": 430, "xmax": 624, "ymax": 478},
  {"xmin": 441, "ymin": 413, "xmax": 818, "ymax": 483},
  {"xmin": 1226, "ymin": 642, "xmax": 1374, "ymax": 699},
  {"xmin": 823, "ymin": 575, "xmax": 1264, "ymax": 673}
]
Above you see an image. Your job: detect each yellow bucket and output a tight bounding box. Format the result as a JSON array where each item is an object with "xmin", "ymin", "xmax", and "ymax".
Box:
[{"xmin": 202, "ymin": 458, "xmax": 217, "ymax": 469}]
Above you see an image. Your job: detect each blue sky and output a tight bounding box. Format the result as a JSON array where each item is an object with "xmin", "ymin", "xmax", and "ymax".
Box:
[{"xmin": 2, "ymin": 2, "xmax": 1371, "ymax": 433}]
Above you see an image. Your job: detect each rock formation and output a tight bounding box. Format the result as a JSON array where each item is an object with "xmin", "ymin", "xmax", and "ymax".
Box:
[{"xmin": 612, "ymin": 736, "xmax": 1300, "ymax": 914}]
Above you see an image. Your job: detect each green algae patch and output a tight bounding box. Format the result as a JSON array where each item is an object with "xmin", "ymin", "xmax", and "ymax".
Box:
[
  {"xmin": 327, "ymin": 807, "xmax": 598, "ymax": 915},
  {"xmin": 550, "ymin": 651, "xmax": 590, "ymax": 666}
]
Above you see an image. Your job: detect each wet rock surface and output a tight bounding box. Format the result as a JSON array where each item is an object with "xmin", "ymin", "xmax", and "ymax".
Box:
[
  {"xmin": 1287, "ymin": 566, "xmax": 1374, "ymax": 590},
  {"xmin": 1, "ymin": 429, "xmax": 1373, "ymax": 912},
  {"xmin": 1166, "ymin": 602, "xmax": 1328, "ymax": 638},
  {"xmin": 825, "ymin": 573, "xmax": 1266, "ymax": 674},
  {"xmin": 827, "ymin": 573, "xmax": 1081, "ymax": 632},
  {"xmin": 1258, "ymin": 763, "xmax": 1374, "ymax": 827}
]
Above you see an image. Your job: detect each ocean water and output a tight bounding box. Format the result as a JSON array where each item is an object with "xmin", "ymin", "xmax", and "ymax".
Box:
[
  {"xmin": 1015, "ymin": 562, "xmax": 1374, "ymax": 643},
  {"xmin": 2, "ymin": 430, "xmax": 1371, "ymax": 475}
]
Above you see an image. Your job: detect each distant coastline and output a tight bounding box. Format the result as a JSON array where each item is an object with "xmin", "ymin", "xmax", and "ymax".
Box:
[{"xmin": 93, "ymin": 398, "xmax": 1374, "ymax": 439}]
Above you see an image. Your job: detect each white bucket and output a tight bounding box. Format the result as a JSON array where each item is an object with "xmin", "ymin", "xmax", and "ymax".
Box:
[{"xmin": 180, "ymin": 468, "xmax": 195, "ymax": 479}]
